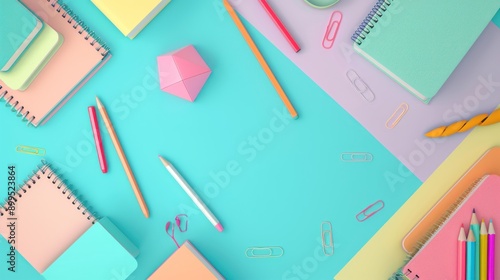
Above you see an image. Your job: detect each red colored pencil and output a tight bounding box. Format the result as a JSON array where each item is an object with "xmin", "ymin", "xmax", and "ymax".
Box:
[
  {"xmin": 458, "ymin": 225, "xmax": 467, "ymax": 280},
  {"xmin": 258, "ymin": 0, "xmax": 301, "ymax": 53},
  {"xmin": 88, "ymin": 106, "xmax": 108, "ymax": 173}
]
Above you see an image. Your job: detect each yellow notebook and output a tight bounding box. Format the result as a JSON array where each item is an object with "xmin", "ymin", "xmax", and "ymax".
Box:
[
  {"xmin": 148, "ymin": 241, "xmax": 224, "ymax": 280},
  {"xmin": 0, "ymin": 23, "xmax": 63, "ymax": 91},
  {"xmin": 91, "ymin": 0, "xmax": 171, "ymax": 39}
]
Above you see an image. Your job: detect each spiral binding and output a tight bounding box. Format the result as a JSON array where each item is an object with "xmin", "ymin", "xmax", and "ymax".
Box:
[
  {"xmin": 351, "ymin": 0, "xmax": 394, "ymax": 45},
  {"xmin": 0, "ymin": 0, "xmax": 110, "ymax": 126},
  {"xmin": 0, "ymin": 161, "xmax": 98, "ymax": 224},
  {"xmin": 46, "ymin": 0, "xmax": 110, "ymax": 56}
]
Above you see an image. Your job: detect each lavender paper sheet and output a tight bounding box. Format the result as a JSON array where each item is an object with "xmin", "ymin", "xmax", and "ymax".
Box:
[{"xmin": 230, "ymin": 0, "xmax": 500, "ymax": 181}]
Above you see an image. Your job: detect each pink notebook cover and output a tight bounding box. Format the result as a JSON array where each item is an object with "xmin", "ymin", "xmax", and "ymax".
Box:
[
  {"xmin": 402, "ymin": 175, "xmax": 500, "ymax": 279},
  {"xmin": 0, "ymin": 0, "xmax": 110, "ymax": 127},
  {"xmin": 0, "ymin": 164, "xmax": 95, "ymax": 273}
]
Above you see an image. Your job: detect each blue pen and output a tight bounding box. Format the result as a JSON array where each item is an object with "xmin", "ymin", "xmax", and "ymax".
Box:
[{"xmin": 467, "ymin": 228, "xmax": 477, "ymax": 280}]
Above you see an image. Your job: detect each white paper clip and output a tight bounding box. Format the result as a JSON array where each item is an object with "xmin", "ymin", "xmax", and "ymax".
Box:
[
  {"xmin": 322, "ymin": 11, "xmax": 342, "ymax": 49},
  {"xmin": 385, "ymin": 103, "xmax": 409, "ymax": 129},
  {"xmin": 16, "ymin": 145, "xmax": 46, "ymax": 156},
  {"xmin": 346, "ymin": 70, "xmax": 375, "ymax": 102},
  {"xmin": 340, "ymin": 152, "xmax": 373, "ymax": 162},
  {"xmin": 321, "ymin": 221, "xmax": 334, "ymax": 256},
  {"xmin": 245, "ymin": 246, "xmax": 284, "ymax": 258}
]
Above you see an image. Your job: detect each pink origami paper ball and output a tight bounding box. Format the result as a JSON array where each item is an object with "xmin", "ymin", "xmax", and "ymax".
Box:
[{"xmin": 157, "ymin": 45, "xmax": 212, "ymax": 102}]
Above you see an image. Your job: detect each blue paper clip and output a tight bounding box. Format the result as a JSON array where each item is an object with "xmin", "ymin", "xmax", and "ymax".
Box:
[
  {"xmin": 321, "ymin": 221, "xmax": 334, "ymax": 256},
  {"xmin": 245, "ymin": 246, "xmax": 284, "ymax": 258},
  {"xmin": 340, "ymin": 152, "xmax": 373, "ymax": 162}
]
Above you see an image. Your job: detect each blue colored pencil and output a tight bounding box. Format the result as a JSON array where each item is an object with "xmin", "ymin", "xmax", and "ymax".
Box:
[
  {"xmin": 467, "ymin": 228, "xmax": 477, "ymax": 280},
  {"xmin": 470, "ymin": 209, "xmax": 480, "ymax": 280}
]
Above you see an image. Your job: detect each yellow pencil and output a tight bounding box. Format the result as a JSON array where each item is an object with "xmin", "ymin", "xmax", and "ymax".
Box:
[
  {"xmin": 96, "ymin": 96, "xmax": 150, "ymax": 218},
  {"xmin": 223, "ymin": 0, "xmax": 298, "ymax": 119},
  {"xmin": 480, "ymin": 219, "xmax": 488, "ymax": 280}
]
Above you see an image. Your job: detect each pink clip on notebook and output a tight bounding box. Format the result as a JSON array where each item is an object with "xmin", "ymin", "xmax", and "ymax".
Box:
[
  {"xmin": 0, "ymin": 163, "xmax": 96, "ymax": 273},
  {"xmin": 0, "ymin": 0, "xmax": 111, "ymax": 127},
  {"xmin": 148, "ymin": 241, "xmax": 225, "ymax": 280},
  {"xmin": 398, "ymin": 175, "xmax": 500, "ymax": 279}
]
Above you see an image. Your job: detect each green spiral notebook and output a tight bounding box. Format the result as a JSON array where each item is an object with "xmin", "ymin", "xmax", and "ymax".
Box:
[{"xmin": 352, "ymin": 0, "xmax": 500, "ymax": 103}]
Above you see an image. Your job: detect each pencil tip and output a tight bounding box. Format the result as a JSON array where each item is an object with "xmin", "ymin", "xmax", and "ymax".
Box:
[{"xmin": 473, "ymin": 208, "xmax": 476, "ymax": 213}]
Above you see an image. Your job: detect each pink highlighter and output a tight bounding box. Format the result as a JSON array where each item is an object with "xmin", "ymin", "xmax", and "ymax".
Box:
[{"xmin": 88, "ymin": 106, "xmax": 108, "ymax": 173}]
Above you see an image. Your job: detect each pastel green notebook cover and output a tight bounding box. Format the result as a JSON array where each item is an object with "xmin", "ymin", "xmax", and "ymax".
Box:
[
  {"xmin": 0, "ymin": 0, "xmax": 42, "ymax": 71},
  {"xmin": 42, "ymin": 218, "xmax": 138, "ymax": 280},
  {"xmin": 0, "ymin": 24, "xmax": 63, "ymax": 91},
  {"xmin": 493, "ymin": 9, "xmax": 500, "ymax": 28},
  {"xmin": 353, "ymin": 0, "xmax": 500, "ymax": 103}
]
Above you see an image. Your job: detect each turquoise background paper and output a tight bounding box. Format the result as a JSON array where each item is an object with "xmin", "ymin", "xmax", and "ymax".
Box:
[{"xmin": 0, "ymin": 0, "xmax": 421, "ymax": 279}]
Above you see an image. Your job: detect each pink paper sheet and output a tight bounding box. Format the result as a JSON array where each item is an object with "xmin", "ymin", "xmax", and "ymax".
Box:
[{"xmin": 232, "ymin": 0, "xmax": 500, "ymax": 181}]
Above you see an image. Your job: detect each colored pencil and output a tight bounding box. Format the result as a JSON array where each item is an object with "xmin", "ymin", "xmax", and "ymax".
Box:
[
  {"xmin": 488, "ymin": 220, "xmax": 495, "ymax": 280},
  {"xmin": 258, "ymin": 0, "xmax": 301, "ymax": 53},
  {"xmin": 471, "ymin": 209, "xmax": 480, "ymax": 280},
  {"xmin": 467, "ymin": 228, "xmax": 477, "ymax": 280},
  {"xmin": 223, "ymin": 0, "xmax": 298, "ymax": 119},
  {"xmin": 96, "ymin": 97, "xmax": 149, "ymax": 218},
  {"xmin": 480, "ymin": 220, "xmax": 488, "ymax": 280},
  {"xmin": 159, "ymin": 155, "xmax": 223, "ymax": 232},
  {"xmin": 458, "ymin": 225, "xmax": 467, "ymax": 280},
  {"xmin": 88, "ymin": 106, "xmax": 108, "ymax": 173}
]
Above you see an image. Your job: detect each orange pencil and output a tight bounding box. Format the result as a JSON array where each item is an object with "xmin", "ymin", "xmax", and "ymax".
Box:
[
  {"xmin": 223, "ymin": 0, "xmax": 298, "ymax": 119},
  {"xmin": 96, "ymin": 96, "xmax": 149, "ymax": 218}
]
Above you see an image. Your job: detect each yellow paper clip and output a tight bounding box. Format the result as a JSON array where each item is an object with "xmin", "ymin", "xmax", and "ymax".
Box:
[
  {"xmin": 16, "ymin": 145, "xmax": 46, "ymax": 156},
  {"xmin": 356, "ymin": 200, "xmax": 385, "ymax": 222},
  {"xmin": 245, "ymin": 246, "xmax": 284, "ymax": 258},
  {"xmin": 340, "ymin": 152, "xmax": 373, "ymax": 162},
  {"xmin": 321, "ymin": 221, "xmax": 334, "ymax": 256},
  {"xmin": 346, "ymin": 69, "xmax": 375, "ymax": 102},
  {"xmin": 385, "ymin": 103, "xmax": 409, "ymax": 129}
]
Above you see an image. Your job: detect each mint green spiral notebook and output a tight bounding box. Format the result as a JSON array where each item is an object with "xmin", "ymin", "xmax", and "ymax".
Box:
[{"xmin": 352, "ymin": 0, "xmax": 500, "ymax": 103}]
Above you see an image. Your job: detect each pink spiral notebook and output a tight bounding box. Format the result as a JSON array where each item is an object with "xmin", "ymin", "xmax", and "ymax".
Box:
[
  {"xmin": 399, "ymin": 175, "xmax": 500, "ymax": 279},
  {"xmin": 0, "ymin": 0, "xmax": 111, "ymax": 127},
  {"xmin": 0, "ymin": 164, "xmax": 96, "ymax": 273}
]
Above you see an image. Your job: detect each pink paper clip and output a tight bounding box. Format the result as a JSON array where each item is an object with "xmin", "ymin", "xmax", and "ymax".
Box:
[
  {"xmin": 322, "ymin": 11, "xmax": 342, "ymax": 49},
  {"xmin": 356, "ymin": 200, "xmax": 385, "ymax": 222},
  {"xmin": 385, "ymin": 103, "xmax": 409, "ymax": 129},
  {"xmin": 166, "ymin": 214, "xmax": 189, "ymax": 248}
]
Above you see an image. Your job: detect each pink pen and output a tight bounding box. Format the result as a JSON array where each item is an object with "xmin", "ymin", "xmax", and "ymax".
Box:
[{"xmin": 88, "ymin": 106, "xmax": 108, "ymax": 173}]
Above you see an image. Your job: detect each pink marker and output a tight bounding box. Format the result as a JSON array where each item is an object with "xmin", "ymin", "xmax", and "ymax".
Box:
[
  {"xmin": 88, "ymin": 106, "xmax": 108, "ymax": 173},
  {"xmin": 259, "ymin": 0, "xmax": 301, "ymax": 53}
]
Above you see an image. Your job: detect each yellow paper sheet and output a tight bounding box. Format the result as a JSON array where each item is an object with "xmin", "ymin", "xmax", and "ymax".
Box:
[{"xmin": 335, "ymin": 109, "xmax": 500, "ymax": 279}]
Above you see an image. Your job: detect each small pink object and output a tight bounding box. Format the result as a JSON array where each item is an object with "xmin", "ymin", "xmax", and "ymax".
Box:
[
  {"xmin": 215, "ymin": 223, "xmax": 224, "ymax": 233},
  {"xmin": 322, "ymin": 11, "xmax": 342, "ymax": 49},
  {"xmin": 356, "ymin": 200, "xmax": 384, "ymax": 222},
  {"xmin": 88, "ymin": 106, "xmax": 107, "ymax": 173},
  {"xmin": 157, "ymin": 45, "xmax": 212, "ymax": 102}
]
